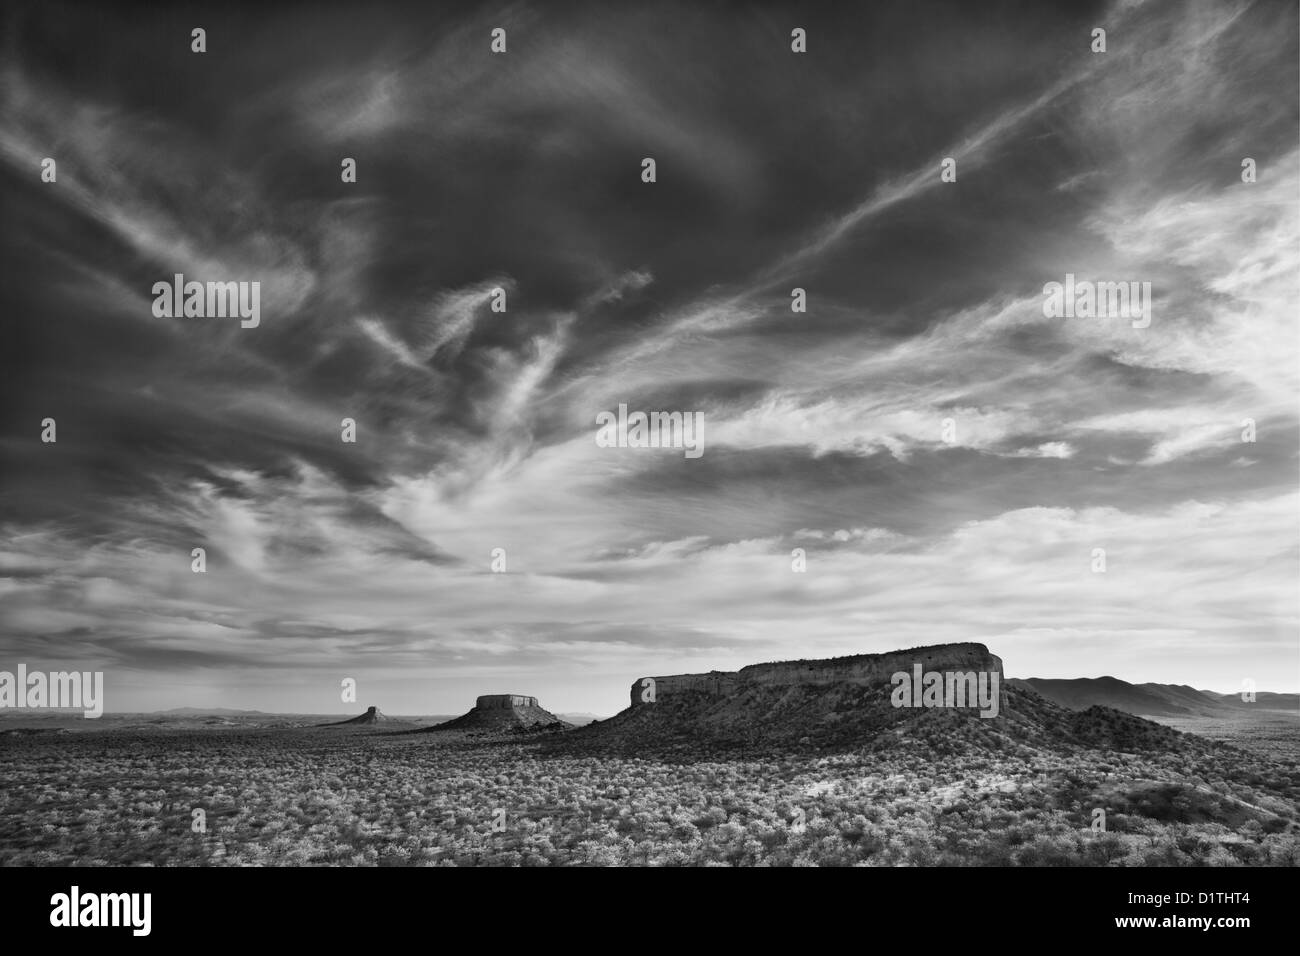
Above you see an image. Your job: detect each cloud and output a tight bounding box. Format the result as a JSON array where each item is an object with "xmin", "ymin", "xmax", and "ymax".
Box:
[{"xmin": 1, "ymin": 0, "xmax": 1295, "ymax": 713}]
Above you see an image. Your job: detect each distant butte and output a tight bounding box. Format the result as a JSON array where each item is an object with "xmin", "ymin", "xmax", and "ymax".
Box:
[
  {"xmin": 325, "ymin": 706, "xmax": 390, "ymax": 726},
  {"xmin": 428, "ymin": 694, "xmax": 570, "ymax": 733}
]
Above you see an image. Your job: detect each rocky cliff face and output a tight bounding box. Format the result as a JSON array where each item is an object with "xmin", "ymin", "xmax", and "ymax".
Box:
[
  {"xmin": 630, "ymin": 672, "xmax": 739, "ymax": 704},
  {"xmin": 476, "ymin": 695, "xmax": 539, "ymax": 709},
  {"xmin": 630, "ymin": 643, "xmax": 1003, "ymax": 707}
]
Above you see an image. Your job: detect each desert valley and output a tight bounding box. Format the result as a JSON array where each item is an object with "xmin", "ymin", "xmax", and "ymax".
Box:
[{"xmin": 1, "ymin": 643, "xmax": 1296, "ymax": 867}]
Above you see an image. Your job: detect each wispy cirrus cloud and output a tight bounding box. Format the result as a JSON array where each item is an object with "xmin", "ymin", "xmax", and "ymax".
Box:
[{"xmin": 0, "ymin": 0, "xmax": 1294, "ymax": 715}]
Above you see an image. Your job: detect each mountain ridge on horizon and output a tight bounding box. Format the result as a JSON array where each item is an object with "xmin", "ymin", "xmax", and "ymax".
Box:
[{"xmin": 1007, "ymin": 676, "xmax": 1299, "ymax": 718}]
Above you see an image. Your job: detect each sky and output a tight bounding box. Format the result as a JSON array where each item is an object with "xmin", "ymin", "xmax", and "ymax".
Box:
[{"xmin": 1, "ymin": 0, "xmax": 1297, "ymax": 717}]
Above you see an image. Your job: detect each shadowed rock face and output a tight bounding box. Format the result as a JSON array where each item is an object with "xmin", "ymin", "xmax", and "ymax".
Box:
[
  {"xmin": 630, "ymin": 643, "xmax": 1004, "ymax": 707},
  {"xmin": 476, "ymin": 695, "xmax": 538, "ymax": 709}
]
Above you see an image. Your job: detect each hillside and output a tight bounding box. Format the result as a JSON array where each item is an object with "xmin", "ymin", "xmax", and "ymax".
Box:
[
  {"xmin": 566, "ymin": 675, "xmax": 1210, "ymax": 759},
  {"xmin": 1009, "ymin": 677, "xmax": 1299, "ymax": 717}
]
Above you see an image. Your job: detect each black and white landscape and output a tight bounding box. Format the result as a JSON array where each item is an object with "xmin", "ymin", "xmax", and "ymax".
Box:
[{"xmin": 0, "ymin": 0, "xmax": 1297, "ymax": 868}]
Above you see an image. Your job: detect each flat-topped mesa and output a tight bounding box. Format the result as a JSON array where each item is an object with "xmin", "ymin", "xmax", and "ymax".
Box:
[
  {"xmin": 630, "ymin": 643, "xmax": 1002, "ymax": 707},
  {"xmin": 476, "ymin": 694, "xmax": 538, "ymax": 709},
  {"xmin": 430, "ymin": 693, "xmax": 569, "ymax": 732},
  {"xmin": 740, "ymin": 643, "xmax": 1002, "ymax": 686}
]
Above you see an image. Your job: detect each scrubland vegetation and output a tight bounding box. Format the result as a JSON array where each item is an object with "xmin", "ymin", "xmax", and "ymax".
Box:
[{"xmin": 2, "ymin": 714, "xmax": 1297, "ymax": 866}]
